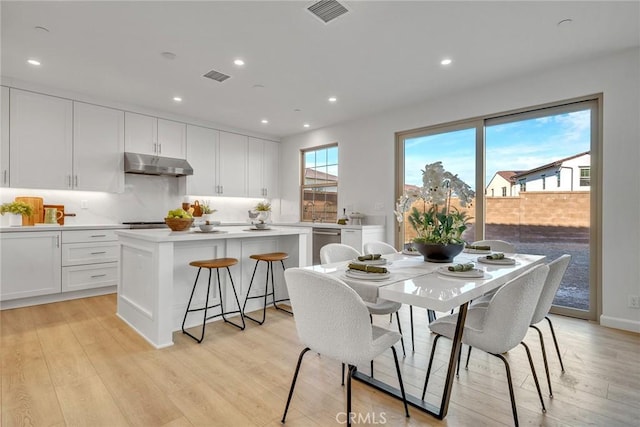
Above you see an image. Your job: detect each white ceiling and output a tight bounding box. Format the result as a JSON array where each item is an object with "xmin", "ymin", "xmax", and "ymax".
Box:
[{"xmin": 2, "ymin": 1, "xmax": 638, "ymax": 139}]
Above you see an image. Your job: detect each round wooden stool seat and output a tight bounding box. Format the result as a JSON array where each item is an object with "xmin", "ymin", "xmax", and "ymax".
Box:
[
  {"xmin": 189, "ymin": 258, "xmax": 238, "ymax": 269},
  {"xmin": 249, "ymin": 252, "xmax": 289, "ymax": 262}
]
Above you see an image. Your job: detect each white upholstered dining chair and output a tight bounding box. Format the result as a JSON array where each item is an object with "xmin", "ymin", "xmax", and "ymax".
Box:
[
  {"xmin": 281, "ymin": 268, "xmax": 409, "ymax": 425},
  {"xmin": 471, "ymin": 239, "xmax": 516, "ymax": 253},
  {"xmin": 320, "ymin": 243, "xmax": 406, "ymax": 358},
  {"xmin": 363, "ymin": 241, "xmax": 430, "ymax": 353},
  {"xmin": 423, "ymin": 264, "xmax": 550, "ymax": 426}
]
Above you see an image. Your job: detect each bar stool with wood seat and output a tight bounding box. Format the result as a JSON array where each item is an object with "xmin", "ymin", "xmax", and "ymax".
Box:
[
  {"xmin": 242, "ymin": 252, "xmax": 293, "ymax": 325},
  {"xmin": 182, "ymin": 257, "xmax": 245, "ymax": 343}
]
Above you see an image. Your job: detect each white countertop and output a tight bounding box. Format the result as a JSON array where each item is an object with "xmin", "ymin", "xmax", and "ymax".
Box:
[
  {"xmin": 115, "ymin": 225, "xmax": 311, "ymax": 243},
  {"xmin": 0, "ymin": 224, "xmax": 129, "ymax": 233},
  {"xmin": 276, "ymin": 222, "xmax": 384, "ymax": 230}
]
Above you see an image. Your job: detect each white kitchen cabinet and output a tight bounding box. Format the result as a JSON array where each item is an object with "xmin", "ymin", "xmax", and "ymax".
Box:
[
  {"xmin": 9, "ymin": 88, "xmax": 73, "ymax": 190},
  {"xmin": 125, "ymin": 112, "xmax": 186, "ymax": 159},
  {"xmin": 157, "ymin": 118, "xmax": 186, "ymax": 158},
  {"xmin": 217, "ymin": 131, "xmax": 247, "ymax": 196},
  {"xmin": 1, "ymin": 86, "xmax": 9, "ymax": 187},
  {"xmin": 0, "ymin": 231, "xmax": 62, "ymax": 301},
  {"xmin": 61, "ymin": 229, "xmax": 119, "ymax": 292},
  {"xmin": 185, "ymin": 124, "xmax": 218, "ymax": 195},
  {"xmin": 247, "ymin": 137, "xmax": 279, "ymax": 198},
  {"xmin": 73, "ymin": 102, "xmax": 125, "ymax": 192},
  {"xmin": 341, "ymin": 226, "xmax": 386, "ymax": 253}
]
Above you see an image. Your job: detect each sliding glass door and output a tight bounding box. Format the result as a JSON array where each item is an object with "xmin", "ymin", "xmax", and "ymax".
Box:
[{"xmin": 396, "ymin": 97, "xmax": 600, "ymax": 320}]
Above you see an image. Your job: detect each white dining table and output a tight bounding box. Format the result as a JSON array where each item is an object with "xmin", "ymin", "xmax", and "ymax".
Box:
[{"xmin": 308, "ymin": 250, "xmax": 546, "ymax": 419}]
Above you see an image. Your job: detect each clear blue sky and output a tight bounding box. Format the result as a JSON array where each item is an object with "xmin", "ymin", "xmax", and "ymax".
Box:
[{"xmin": 404, "ymin": 109, "xmax": 591, "ymax": 188}]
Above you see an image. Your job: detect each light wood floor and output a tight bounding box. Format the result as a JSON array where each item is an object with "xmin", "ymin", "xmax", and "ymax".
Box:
[{"xmin": 1, "ymin": 294, "xmax": 638, "ymax": 426}]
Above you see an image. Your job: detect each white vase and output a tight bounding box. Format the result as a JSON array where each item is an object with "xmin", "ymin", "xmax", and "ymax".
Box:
[
  {"xmin": 201, "ymin": 213, "xmax": 216, "ymax": 223},
  {"xmin": 8, "ymin": 213, "xmax": 23, "ymax": 227}
]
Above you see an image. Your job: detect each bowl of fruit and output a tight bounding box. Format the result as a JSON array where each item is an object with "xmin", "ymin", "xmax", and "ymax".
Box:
[{"xmin": 165, "ymin": 209, "xmax": 194, "ymax": 231}]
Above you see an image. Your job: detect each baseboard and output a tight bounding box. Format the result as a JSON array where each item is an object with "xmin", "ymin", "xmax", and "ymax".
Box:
[
  {"xmin": 0, "ymin": 286, "xmax": 117, "ymax": 310},
  {"xmin": 600, "ymin": 315, "xmax": 640, "ymax": 333}
]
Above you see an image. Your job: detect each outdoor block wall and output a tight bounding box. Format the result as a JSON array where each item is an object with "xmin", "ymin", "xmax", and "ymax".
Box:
[{"xmin": 487, "ymin": 191, "xmax": 590, "ymax": 227}]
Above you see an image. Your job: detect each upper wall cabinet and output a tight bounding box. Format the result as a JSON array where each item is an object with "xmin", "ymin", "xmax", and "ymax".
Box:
[
  {"xmin": 1, "ymin": 86, "xmax": 9, "ymax": 187},
  {"xmin": 125, "ymin": 112, "xmax": 186, "ymax": 159},
  {"xmin": 185, "ymin": 124, "xmax": 218, "ymax": 195},
  {"xmin": 73, "ymin": 102, "xmax": 125, "ymax": 193},
  {"xmin": 217, "ymin": 131, "xmax": 247, "ymax": 196},
  {"xmin": 9, "ymin": 88, "xmax": 73, "ymax": 190},
  {"xmin": 247, "ymin": 137, "xmax": 279, "ymax": 198}
]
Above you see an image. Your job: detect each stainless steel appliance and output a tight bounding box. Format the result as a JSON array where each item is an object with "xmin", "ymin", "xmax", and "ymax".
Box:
[
  {"xmin": 124, "ymin": 152, "xmax": 194, "ymax": 177},
  {"xmin": 312, "ymin": 227, "xmax": 341, "ymax": 265}
]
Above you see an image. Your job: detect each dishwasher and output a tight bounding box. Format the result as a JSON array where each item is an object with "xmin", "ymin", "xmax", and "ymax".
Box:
[{"xmin": 312, "ymin": 227, "xmax": 341, "ymax": 264}]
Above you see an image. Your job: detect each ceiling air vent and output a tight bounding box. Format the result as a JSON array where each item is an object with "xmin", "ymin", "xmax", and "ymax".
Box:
[
  {"xmin": 308, "ymin": 0, "xmax": 348, "ymax": 24},
  {"xmin": 203, "ymin": 69, "xmax": 231, "ymax": 82}
]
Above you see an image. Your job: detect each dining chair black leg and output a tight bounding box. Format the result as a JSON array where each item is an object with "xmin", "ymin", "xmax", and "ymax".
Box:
[
  {"xmin": 370, "ymin": 360, "xmax": 374, "ymax": 378},
  {"xmin": 421, "ymin": 334, "xmax": 442, "ymax": 400},
  {"xmin": 531, "ymin": 325, "xmax": 553, "ymax": 397},
  {"xmin": 395, "ymin": 311, "xmax": 406, "ymax": 357},
  {"xmin": 456, "ymin": 345, "xmax": 463, "ymax": 377},
  {"xmin": 391, "ymin": 345, "xmax": 410, "ymax": 418},
  {"xmin": 521, "ymin": 341, "xmax": 547, "ymax": 412},
  {"xmin": 341, "ymin": 363, "xmax": 345, "ymax": 386},
  {"xmin": 347, "ymin": 365, "xmax": 357, "ymax": 427},
  {"xmin": 281, "ymin": 347, "xmax": 310, "ymax": 423},
  {"xmin": 493, "ymin": 353, "xmax": 519, "ymax": 426},
  {"xmin": 545, "ymin": 316, "xmax": 565, "ymax": 372},
  {"xmin": 389, "ymin": 313, "xmax": 392, "ymax": 323},
  {"xmin": 465, "ymin": 345, "xmax": 472, "ymax": 369},
  {"xmin": 409, "ymin": 305, "xmax": 415, "ymax": 352}
]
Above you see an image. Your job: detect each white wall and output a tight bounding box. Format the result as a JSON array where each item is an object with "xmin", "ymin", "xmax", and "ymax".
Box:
[{"xmin": 279, "ymin": 48, "xmax": 640, "ymax": 333}]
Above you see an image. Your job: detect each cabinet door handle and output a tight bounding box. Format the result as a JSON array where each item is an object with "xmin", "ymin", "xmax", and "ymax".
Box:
[
  {"xmin": 90, "ymin": 251, "xmax": 107, "ymax": 255},
  {"xmin": 90, "ymin": 234, "xmax": 107, "ymax": 238},
  {"xmin": 67, "ymin": 175, "xmax": 72, "ymax": 188},
  {"xmin": 159, "ymin": 143, "xmax": 162, "ymax": 154},
  {"xmin": 220, "ymin": 185, "xmax": 223, "ymax": 194},
  {"xmin": 74, "ymin": 175, "xmax": 78, "ymax": 187},
  {"xmin": 56, "ymin": 235, "xmax": 60, "ymax": 248},
  {"xmin": 90, "ymin": 274, "xmax": 107, "ymax": 278},
  {"xmin": 2, "ymin": 170, "xmax": 6, "ymax": 184}
]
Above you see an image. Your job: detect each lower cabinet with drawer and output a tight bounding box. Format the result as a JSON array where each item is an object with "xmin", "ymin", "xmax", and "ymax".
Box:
[{"xmin": 61, "ymin": 229, "xmax": 119, "ymax": 292}]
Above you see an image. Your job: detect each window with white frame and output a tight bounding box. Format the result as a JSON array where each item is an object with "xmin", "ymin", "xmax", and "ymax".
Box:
[{"xmin": 301, "ymin": 144, "xmax": 338, "ymax": 222}]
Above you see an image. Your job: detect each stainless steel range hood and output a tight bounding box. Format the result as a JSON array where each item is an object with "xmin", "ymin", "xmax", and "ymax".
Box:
[{"xmin": 124, "ymin": 152, "xmax": 193, "ymax": 177}]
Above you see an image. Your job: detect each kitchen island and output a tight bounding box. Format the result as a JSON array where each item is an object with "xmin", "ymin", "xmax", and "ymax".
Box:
[{"xmin": 115, "ymin": 226, "xmax": 311, "ymax": 348}]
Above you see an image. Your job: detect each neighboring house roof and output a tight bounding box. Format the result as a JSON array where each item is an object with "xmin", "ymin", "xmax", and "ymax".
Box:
[
  {"xmin": 513, "ymin": 151, "xmax": 590, "ymax": 179},
  {"xmin": 305, "ymin": 168, "xmax": 337, "ymax": 181},
  {"xmin": 495, "ymin": 171, "xmax": 523, "ymax": 184}
]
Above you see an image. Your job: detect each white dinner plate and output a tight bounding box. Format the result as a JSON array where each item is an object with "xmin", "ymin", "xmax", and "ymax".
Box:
[
  {"xmin": 477, "ymin": 256, "xmax": 516, "ymax": 265},
  {"xmin": 192, "ymin": 229, "xmax": 225, "ymax": 234},
  {"xmin": 351, "ymin": 258, "xmax": 387, "ymax": 266},
  {"xmin": 244, "ymin": 227, "xmax": 272, "ymax": 231},
  {"xmin": 437, "ymin": 266, "xmax": 485, "ymax": 278},
  {"xmin": 463, "ymin": 248, "xmax": 491, "ymax": 254},
  {"xmin": 345, "ymin": 270, "xmax": 391, "ymax": 281}
]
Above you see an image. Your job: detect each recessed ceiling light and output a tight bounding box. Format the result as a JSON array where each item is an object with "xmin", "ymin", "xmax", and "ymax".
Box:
[
  {"xmin": 234, "ymin": 59, "xmax": 245, "ymax": 66},
  {"xmin": 34, "ymin": 26, "xmax": 49, "ymax": 33},
  {"xmin": 440, "ymin": 58, "xmax": 452, "ymax": 66},
  {"xmin": 303, "ymin": 123, "xmax": 310, "ymax": 128},
  {"xmin": 161, "ymin": 51, "xmax": 176, "ymax": 60},
  {"xmin": 173, "ymin": 96, "xmax": 182, "ymax": 102},
  {"xmin": 27, "ymin": 59, "xmax": 41, "ymax": 66},
  {"xmin": 261, "ymin": 119, "xmax": 269, "ymax": 124},
  {"xmin": 328, "ymin": 97, "xmax": 337, "ymax": 103}
]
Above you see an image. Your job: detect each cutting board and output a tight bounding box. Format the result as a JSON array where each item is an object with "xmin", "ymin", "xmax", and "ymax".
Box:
[
  {"xmin": 43, "ymin": 204, "xmax": 65, "ymax": 225},
  {"xmin": 15, "ymin": 196, "xmax": 44, "ymax": 226}
]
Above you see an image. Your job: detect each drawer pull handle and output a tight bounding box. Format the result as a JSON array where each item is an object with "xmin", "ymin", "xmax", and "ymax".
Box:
[
  {"xmin": 90, "ymin": 274, "xmax": 107, "ymax": 278},
  {"xmin": 90, "ymin": 251, "xmax": 107, "ymax": 255},
  {"xmin": 90, "ymin": 234, "xmax": 107, "ymax": 238}
]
